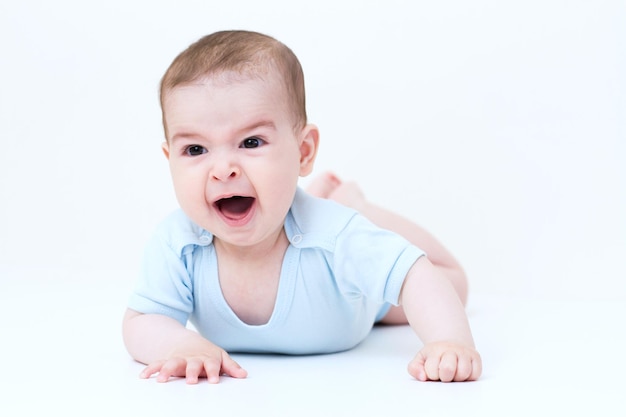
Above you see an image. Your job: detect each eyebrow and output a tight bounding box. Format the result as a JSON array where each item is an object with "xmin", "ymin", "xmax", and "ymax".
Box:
[
  {"xmin": 170, "ymin": 119, "xmax": 277, "ymax": 143},
  {"xmin": 238, "ymin": 120, "xmax": 276, "ymax": 134},
  {"xmin": 169, "ymin": 131, "xmax": 203, "ymax": 143}
]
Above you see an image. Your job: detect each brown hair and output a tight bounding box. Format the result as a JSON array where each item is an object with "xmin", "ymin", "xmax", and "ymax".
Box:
[{"xmin": 159, "ymin": 30, "xmax": 307, "ymax": 137}]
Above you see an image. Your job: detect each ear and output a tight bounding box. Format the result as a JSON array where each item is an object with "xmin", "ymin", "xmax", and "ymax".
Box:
[
  {"xmin": 161, "ymin": 141, "xmax": 170, "ymax": 160},
  {"xmin": 298, "ymin": 124, "xmax": 319, "ymax": 177}
]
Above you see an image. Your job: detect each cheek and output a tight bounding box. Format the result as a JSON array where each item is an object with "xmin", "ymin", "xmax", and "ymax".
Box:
[
  {"xmin": 276, "ymin": 145, "xmax": 304, "ymax": 174},
  {"xmin": 267, "ymin": 153, "xmax": 302, "ymax": 196},
  {"xmin": 170, "ymin": 165, "xmax": 205, "ymax": 202},
  {"xmin": 259, "ymin": 152, "xmax": 301, "ymax": 190}
]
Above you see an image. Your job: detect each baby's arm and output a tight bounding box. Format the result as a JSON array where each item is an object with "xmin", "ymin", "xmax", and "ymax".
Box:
[
  {"xmin": 122, "ymin": 309, "xmax": 247, "ymax": 384},
  {"xmin": 400, "ymin": 256, "xmax": 481, "ymax": 382}
]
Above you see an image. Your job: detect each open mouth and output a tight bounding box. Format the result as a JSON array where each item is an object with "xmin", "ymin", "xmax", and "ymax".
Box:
[{"xmin": 214, "ymin": 196, "xmax": 255, "ymax": 221}]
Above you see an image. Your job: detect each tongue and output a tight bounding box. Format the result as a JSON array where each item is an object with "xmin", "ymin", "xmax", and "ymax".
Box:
[{"xmin": 219, "ymin": 197, "xmax": 254, "ymax": 220}]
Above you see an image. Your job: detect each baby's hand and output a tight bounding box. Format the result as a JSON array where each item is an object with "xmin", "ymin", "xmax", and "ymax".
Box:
[
  {"xmin": 408, "ymin": 341, "xmax": 482, "ymax": 382},
  {"xmin": 140, "ymin": 344, "xmax": 248, "ymax": 384}
]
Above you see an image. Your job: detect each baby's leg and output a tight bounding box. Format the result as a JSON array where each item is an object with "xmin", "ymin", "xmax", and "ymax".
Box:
[{"xmin": 306, "ymin": 172, "xmax": 469, "ymax": 325}]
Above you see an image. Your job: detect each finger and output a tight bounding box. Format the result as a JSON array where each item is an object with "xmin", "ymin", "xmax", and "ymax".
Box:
[
  {"xmin": 220, "ymin": 353, "xmax": 248, "ymax": 379},
  {"xmin": 438, "ymin": 351, "xmax": 458, "ymax": 382},
  {"xmin": 140, "ymin": 361, "xmax": 165, "ymax": 379},
  {"xmin": 185, "ymin": 359, "xmax": 204, "ymax": 385},
  {"xmin": 203, "ymin": 357, "xmax": 223, "ymax": 384},
  {"xmin": 424, "ymin": 353, "xmax": 442, "ymax": 381},
  {"xmin": 469, "ymin": 354, "xmax": 483, "ymax": 381},
  {"xmin": 407, "ymin": 352, "xmax": 428, "ymax": 381},
  {"xmin": 453, "ymin": 355, "xmax": 473, "ymax": 382},
  {"xmin": 156, "ymin": 358, "xmax": 185, "ymax": 383}
]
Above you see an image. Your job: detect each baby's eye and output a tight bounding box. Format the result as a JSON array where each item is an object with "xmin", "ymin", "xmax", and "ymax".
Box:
[
  {"xmin": 185, "ymin": 145, "xmax": 207, "ymax": 156},
  {"xmin": 241, "ymin": 137, "xmax": 265, "ymax": 149}
]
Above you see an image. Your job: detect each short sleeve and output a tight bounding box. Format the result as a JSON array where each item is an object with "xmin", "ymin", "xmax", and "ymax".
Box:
[
  {"xmin": 332, "ymin": 214, "xmax": 425, "ymax": 306},
  {"xmin": 127, "ymin": 232, "xmax": 195, "ymax": 325}
]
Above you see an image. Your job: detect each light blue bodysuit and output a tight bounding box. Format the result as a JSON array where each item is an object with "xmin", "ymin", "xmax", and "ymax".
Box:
[{"xmin": 128, "ymin": 188, "xmax": 424, "ymax": 354}]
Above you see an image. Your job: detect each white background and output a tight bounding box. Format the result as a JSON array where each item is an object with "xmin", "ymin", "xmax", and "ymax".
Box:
[
  {"xmin": 1, "ymin": 3, "xmax": 625, "ymax": 415},
  {"xmin": 1, "ymin": 0, "xmax": 624, "ymax": 300}
]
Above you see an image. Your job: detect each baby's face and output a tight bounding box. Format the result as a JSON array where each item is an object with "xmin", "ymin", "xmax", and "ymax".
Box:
[{"xmin": 161, "ymin": 73, "xmax": 316, "ymax": 250}]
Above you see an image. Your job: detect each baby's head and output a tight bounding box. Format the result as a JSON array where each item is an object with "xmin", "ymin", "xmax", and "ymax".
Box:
[
  {"xmin": 159, "ymin": 30, "xmax": 307, "ymax": 138},
  {"xmin": 158, "ymin": 31, "xmax": 319, "ymax": 249}
]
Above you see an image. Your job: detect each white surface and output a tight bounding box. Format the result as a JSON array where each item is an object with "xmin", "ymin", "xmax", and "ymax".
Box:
[
  {"xmin": 1, "ymin": 266, "xmax": 624, "ymax": 416},
  {"xmin": 1, "ymin": 1, "xmax": 625, "ymax": 415}
]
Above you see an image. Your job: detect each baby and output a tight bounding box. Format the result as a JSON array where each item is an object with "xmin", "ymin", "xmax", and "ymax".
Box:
[{"xmin": 122, "ymin": 30, "xmax": 481, "ymax": 384}]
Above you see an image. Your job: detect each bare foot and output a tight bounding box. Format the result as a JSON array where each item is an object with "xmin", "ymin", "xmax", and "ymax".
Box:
[
  {"xmin": 306, "ymin": 171, "xmax": 367, "ymax": 212},
  {"xmin": 327, "ymin": 181, "xmax": 367, "ymax": 212},
  {"xmin": 305, "ymin": 171, "xmax": 342, "ymax": 198}
]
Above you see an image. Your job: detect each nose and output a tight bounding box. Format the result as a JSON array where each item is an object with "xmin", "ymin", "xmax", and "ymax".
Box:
[{"xmin": 210, "ymin": 154, "xmax": 241, "ymax": 182}]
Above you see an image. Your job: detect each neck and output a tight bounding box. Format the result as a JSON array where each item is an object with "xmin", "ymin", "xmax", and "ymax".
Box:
[{"xmin": 213, "ymin": 227, "xmax": 289, "ymax": 262}]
